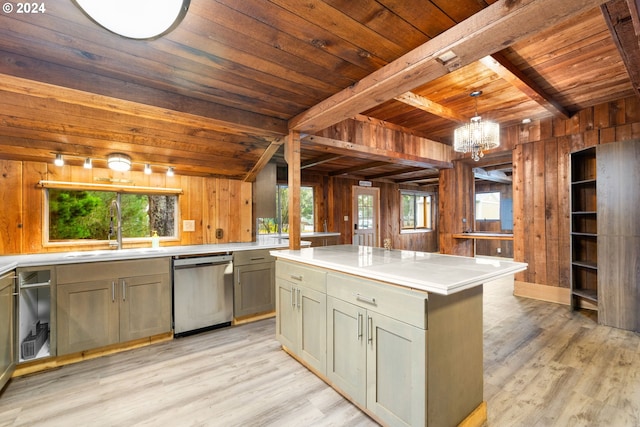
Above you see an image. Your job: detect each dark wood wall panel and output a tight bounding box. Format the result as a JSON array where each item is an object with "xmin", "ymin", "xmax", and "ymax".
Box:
[{"xmin": 512, "ymin": 96, "xmax": 640, "ymax": 287}]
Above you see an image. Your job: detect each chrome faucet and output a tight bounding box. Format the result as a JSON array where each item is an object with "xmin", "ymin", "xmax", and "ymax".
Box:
[{"xmin": 108, "ymin": 197, "xmax": 122, "ymax": 250}]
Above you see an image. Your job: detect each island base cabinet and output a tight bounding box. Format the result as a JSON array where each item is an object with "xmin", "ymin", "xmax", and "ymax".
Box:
[
  {"xmin": 276, "ymin": 280, "xmax": 326, "ymax": 374},
  {"xmin": 327, "ymin": 296, "xmax": 426, "ymax": 427}
]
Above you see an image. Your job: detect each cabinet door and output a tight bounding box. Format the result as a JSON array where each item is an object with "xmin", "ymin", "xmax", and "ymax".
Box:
[
  {"xmin": 276, "ymin": 279, "xmax": 298, "ymax": 351},
  {"xmin": 57, "ymin": 280, "xmax": 119, "ymax": 355},
  {"xmin": 327, "ymin": 296, "xmax": 366, "ymax": 405},
  {"xmin": 234, "ymin": 262, "xmax": 275, "ymax": 318},
  {"xmin": 366, "ymin": 311, "xmax": 426, "ymax": 427},
  {"xmin": 120, "ymin": 274, "xmax": 171, "ymax": 342},
  {"xmin": 299, "ymin": 286, "xmax": 326, "ymax": 374},
  {"xmin": 0, "ymin": 273, "xmax": 16, "ymax": 391}
]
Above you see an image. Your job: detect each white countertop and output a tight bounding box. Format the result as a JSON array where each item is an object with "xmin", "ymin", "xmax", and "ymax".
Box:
[
  {"xmin": 270, "ymin": 245, "xmax": 527, "ymax": 295},
  {"xmin": 0, "ymin": 237, "xmax": 296, "ymax": 276}
]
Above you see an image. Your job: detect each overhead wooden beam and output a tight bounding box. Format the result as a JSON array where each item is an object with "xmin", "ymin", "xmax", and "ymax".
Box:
[
  {"xmin": 366, "ymin": 166, "xmax": 428, "ymax": 180},
  {"xmin": 301, "ymin": 135, "xmax": 452, "ymax": 170},
  {"xmin": 243, "ymin": 137, "xmax": 284, "ymax": 182},
  {"xmin": 329, "ymin": 161, "xmax": 390, "ymax": 176},
  {"xmin": 479, "ymin": 53, "xmax": 572, "ymax": 119},
  {"xmin": 602, "ymin": 0, "xmax": 640, "ymax": 96},
  {"xmin": 289, "ymin": 0, "xmax": 607, "ymax": 133},
  {"xmin": 626, "ymin": 0, "xmax": 640, "ymax": 36},
  {"xmin": 394, "ymin": 176, "xmax": 440, "ymax": 184},
  {"xmin": 301, "ymin": 154, "xmax": 344, "ymax": 169},
  {"xmin": 394, "ymin": 92, "xmax": 467, "ymax": 123}
]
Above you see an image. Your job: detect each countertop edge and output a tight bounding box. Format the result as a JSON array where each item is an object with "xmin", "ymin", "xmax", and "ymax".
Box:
[{"xmin": 271, "ymin": 247, "xmax": 527, "ymax": 295}]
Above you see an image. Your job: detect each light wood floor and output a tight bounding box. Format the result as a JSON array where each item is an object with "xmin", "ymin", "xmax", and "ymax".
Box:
[{"xmin": 1, "ymin": 277, "xmax": 639, "ymax": 426}]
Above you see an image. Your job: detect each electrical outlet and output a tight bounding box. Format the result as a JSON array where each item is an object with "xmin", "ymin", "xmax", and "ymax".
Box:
[
  {"xmin": 216, "ymin": 228, "xmax": 223, "ymax": 239},
  {"xmin": 496, "ymin": 247, "xmax": 502, "ymax": 254},
  {"xmin": 183, "ymin": 220, "xmax": 195, "ymax": 232}
]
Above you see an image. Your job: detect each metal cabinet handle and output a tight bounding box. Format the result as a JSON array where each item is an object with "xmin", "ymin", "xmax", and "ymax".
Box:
[
  {"xmin": 250, "ymin": 257, "xmax": 265, "ymax": 261},
  {"xmin": 291, "ymin": 285, "xmax": 296, "ymax": 307},
  {"xmin": 367, "ymin": 316, "xmax": 373, "ymax": 344},
  {"xmin": 112, "ymin": 281, "xmax": 116, "ymax": 302},
  {"xmin": 296, "ymin": 288, "xmax": 301, "ymax": 309},
  {"xmin": 356, "ymin": 294, "xmax": 376, "ymax": 306},
  {"xmin": 357, "ymin": 313, "xmax": 363, "ymax": 340},
  {"xmin": 290, "ymin": 274, "xmax": 303, "ymax": 281},
  {"xmin": 122, "ymin": 280, "xmax": 126, "ymax": 301}
]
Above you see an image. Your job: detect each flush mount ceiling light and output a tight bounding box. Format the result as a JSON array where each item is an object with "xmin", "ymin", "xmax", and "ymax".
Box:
[
  {"xmin": 453, "ymin": 91, "xmax": 500, "ymax": 161},
  {"xmin": 73, "ymin": 0, "xmax": 190, "ymax": 40},
  {"xmin": 107, "ymin": 153, "xmax": 132, "ymax": 172}
]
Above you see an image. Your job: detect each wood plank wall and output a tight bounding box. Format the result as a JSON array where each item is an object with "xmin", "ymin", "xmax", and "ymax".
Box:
[
  {"xmin": 302, "ymin": 172, "xmax": 439, "ymax": 252},
  {"xmin": 510, "ymin": 96, "xmax": 640, "ymax": 289},
  {"xmin": 0, "ymin": 160, "xmax": 252, "ymax": 255}
]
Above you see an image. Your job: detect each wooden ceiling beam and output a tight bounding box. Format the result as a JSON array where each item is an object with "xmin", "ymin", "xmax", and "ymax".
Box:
[
  {"xmin": 329, "ymin": 161, "xmax": 390, "ymax": 176},
  {"xmin": 366, "ymin": 166, "xmax": 428, "ymax": 180},
  {"xmin": 301, "ymin": 154, "xmax": 344, "ymax": 169},
  {"xmin": 394, "ymin": 92, "xmax": 467, "ymax": 123},
  {"xmin": 602, "ymin": 0, "xmax": 640, "ymax": 97},
  {"xmin": 243, "ymin": 137, "xmax": 285, "ymax": 182},
  {"xmin": 394, "ymin": 176, "xmax": 440, "ymax": 184},
  {"xmin": 479, "ymin": 53, "xmax": 572, "ymax": 119},
  {"xmin": 625, "ymin": 0, "xmax": 640, "ymax": 36},
  {"xmin": 289, "ymin": 0, "xmax": 607, "ymax": 133},
  {"xmin": 301, "ymin": 135, "xmax": 452, "ymax": 169}
]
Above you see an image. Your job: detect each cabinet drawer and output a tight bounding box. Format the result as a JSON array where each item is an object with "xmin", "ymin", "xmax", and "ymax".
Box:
[
  {"xmin": 276, "ymin": 260, "xmax": 326, "ymax": 293},
  {"xmin": 233, "ymin": 249, "xmax": 274, "ymax": 266},
  {"xmin": 327, "ymin": 272, "xmax": 427, "ymax": 329}
]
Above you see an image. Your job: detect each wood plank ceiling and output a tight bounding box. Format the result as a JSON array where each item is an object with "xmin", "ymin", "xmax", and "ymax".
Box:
[{"xmin": 0, "ymin": 0, "xmax": 638, "ymax": 182}]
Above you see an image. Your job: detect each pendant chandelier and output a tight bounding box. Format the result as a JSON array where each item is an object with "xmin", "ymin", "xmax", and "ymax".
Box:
[{"xmin": 453, "ymin": 91, "xmax": 500, "ymax": 161}]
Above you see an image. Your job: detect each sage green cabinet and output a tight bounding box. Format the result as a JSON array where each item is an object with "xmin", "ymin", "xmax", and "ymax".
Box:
[
  {"xmin": 233, "ymin": 249, "xmax": 275, "ymax": 319},
  {"xmin": 327, "ymin": 273, "xmax": 426, "ymax": 426},
  {"xmin": 57, "ymin": 258, "xmax": 171, "ymax": 356},
  {"xmin": 276, "ymin": 260, "xmax": 484, "ymax": 427},
  {"xmin": 275, "ymin": 260, "xmax": 326, "ymax": 374},
  {"xmin": 0, "ymin": 271, "xmax": 16, "ymax": 391}
]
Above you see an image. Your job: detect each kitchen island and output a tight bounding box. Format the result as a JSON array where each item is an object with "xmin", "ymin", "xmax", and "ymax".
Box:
[{"xmin": 271, "ymin": 245, "xmax": 527, "ymax": 427}]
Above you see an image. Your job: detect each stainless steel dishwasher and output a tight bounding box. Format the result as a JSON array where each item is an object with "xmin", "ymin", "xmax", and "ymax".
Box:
[{"xmin": 172, "ymin": 254, "xmax": 233, "ymax": 337}]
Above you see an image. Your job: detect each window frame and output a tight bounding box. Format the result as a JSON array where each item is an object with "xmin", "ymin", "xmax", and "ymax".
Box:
[
  {"xmin": 475, "ymin": 191, "xmax": 501, "ymax": 221},
  {"xmin": 400, "ymin": 190, "xmax": 433, "ymax": 233},
  {"xmin": 41, "ymin": 181, "xmax": 181, "ymax": 247}
]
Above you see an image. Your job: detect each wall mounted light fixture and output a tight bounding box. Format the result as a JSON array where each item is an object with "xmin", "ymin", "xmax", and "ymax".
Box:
[
  {"xmin": 84, "ymin": 158, "xmax": 93, "ymax": 169},
  {"xmin": 144, "ymin": 164, "xmax": 152, "ymax": 175},
  {"xmin": 167, "ymin": 167, "xmax": 175, "ymax": 177},
  {"xmin": 54, "ymin": 154, "xmax": 64, "ymax": 167}
]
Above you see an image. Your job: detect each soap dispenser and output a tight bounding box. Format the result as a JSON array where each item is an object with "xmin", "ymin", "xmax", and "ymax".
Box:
[{"xmin": 151, "ymin": 230, "xmax": 160, "ymax": 248}]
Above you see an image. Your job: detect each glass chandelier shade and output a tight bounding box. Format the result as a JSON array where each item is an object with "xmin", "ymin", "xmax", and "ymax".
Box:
[{"xmin": 453, "ymin": 91, "xmax": 500, "ymax": 161}]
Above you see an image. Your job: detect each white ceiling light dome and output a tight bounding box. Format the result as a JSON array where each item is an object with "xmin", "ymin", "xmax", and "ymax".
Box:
[
  {"xmin": 107, "ymin": 153, "xmax": 132, "ymax": 172},
  {"xmin": 74, "ymin": 0, "xmax": 190, "ymax": 40}
]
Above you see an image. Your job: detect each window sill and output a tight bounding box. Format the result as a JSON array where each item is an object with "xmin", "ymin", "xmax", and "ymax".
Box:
[{"xmin": 400, "ymin": 229, "xmax": 433, "ymax": 235}]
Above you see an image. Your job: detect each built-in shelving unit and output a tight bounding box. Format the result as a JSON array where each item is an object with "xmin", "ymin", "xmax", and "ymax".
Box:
[{"xmin": 570, "ymin": 147, "xmax": 598, "ymax": 310}]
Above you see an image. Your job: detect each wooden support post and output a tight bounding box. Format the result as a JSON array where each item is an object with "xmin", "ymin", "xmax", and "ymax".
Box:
[{"xmin": 285, "ymin": 131, "xmax": 301, "ymax": 250}]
